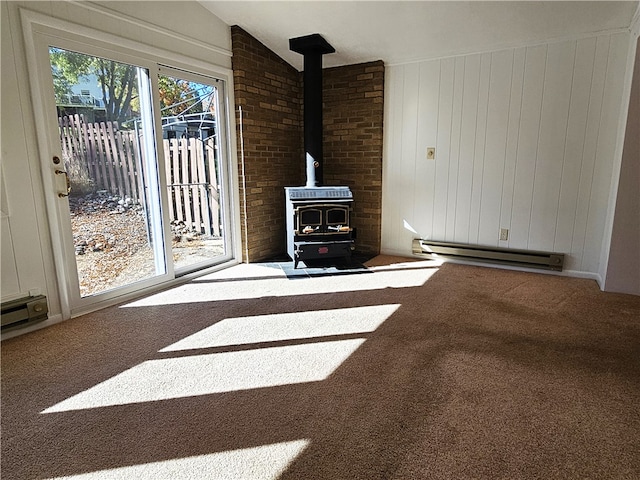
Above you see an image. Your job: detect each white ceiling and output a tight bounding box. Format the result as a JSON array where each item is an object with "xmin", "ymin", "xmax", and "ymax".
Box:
[{"xmin": 199, "ymin": 1, "xmax": 638, "ymax": 70}]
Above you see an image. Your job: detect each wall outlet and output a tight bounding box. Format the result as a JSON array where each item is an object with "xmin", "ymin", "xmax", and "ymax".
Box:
[
  {"xmin": 426, "ymin": 147, "xmax": 435, "ymax": 160},
  {"xmin": 499, "ymin": 228, "xmax": 509, "ymax": 241}
]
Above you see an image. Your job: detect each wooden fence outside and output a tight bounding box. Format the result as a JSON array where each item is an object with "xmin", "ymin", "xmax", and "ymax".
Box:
[
  {"xmin": 59, "ymin": 114, "xmax": 220, "ymax": 236},
  {"xmin": 163, "ymin": 137, "xmax": 220, "ymax": 237},
  {"xmin": 59, "ymin": 114, "xmax": 142, "ymax": 201}
]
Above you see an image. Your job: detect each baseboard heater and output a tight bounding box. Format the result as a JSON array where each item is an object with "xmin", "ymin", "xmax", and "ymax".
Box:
[
  {"xmin": 412, "ymin": 239, "xmax": 564, "ymax": 271},
  {"xmin": 1, "ymin": 295, "xmax": 48, "ymax": 331}
]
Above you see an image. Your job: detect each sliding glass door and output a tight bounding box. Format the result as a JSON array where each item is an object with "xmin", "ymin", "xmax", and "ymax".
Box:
[
  {"xmin": 49, "ymin": 47, "xmax": 167, "ymax": 300},
  {"xmin": 29, "ymin": 30, "xmax": 236, "ymax": 317},
  {"xmin": 157, "ymin": 68, "xmax": 231, "ymax": 274}
]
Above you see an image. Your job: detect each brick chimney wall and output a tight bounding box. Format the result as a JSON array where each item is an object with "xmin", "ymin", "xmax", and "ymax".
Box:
[
  {"xmin": 231, "ymin": 26, "xmax": 383, "ymax": 261},
  {"xmin": 231, "ymin": 26, "xmax": 303, "ymax": 262},
  {"xmin": 323, "ymin": 61, "xmax": 384, "ymax": 255}
]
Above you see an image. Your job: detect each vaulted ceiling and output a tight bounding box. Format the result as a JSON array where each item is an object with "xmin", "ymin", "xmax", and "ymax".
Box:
[{"xmin": 199, "ymin": 1, "xmax": 638, "ymax": 70}]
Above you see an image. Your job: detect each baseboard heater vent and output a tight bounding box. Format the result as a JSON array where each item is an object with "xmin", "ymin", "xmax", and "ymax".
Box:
[
  {"xmin": 413, "ymin": 239, "xmax": 564, "ymax": 271},
  {"xmin": 1, "ymin": 295, "xmax": 48, "ymax": 331}
]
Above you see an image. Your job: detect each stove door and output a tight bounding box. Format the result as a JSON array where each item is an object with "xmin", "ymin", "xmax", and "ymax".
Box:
[
  {"xmin": 296, "ymin": 206, "xmax": 323, "ymax": 235},
  {"xmin": 326, "ymin": 206, "xmax": 349, "ymax": 232},
  {"xmin": 295, "ymin": 203, "xmax": 350, "ymax": 235}
]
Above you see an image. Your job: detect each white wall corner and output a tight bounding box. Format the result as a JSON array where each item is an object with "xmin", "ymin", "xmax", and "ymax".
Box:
[
  {"xmin": 631, "ymin": 2, "xmax": 640, "ymax": 37},
  {"xmin": 599, "ymin": 31, "xmax": 639, "ymax": 290}
]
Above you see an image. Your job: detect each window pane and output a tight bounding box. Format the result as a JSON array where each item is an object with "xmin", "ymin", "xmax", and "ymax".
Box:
[
  {"xmin": 49, "ymin": 47, "xmax": 166, "ymax": 297},
  {"xmin": 158, "ymin": 73, "xmax": 227, "ymax": 271}
]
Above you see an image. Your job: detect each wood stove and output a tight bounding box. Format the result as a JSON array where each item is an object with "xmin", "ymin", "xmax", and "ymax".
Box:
[
  {"xmin": 285, "ymin": 34, "xmax": 355, "ymax": 268},
  {"xmin": 285, "ymin": 186, "xmax": 354, "ymax": 268}
]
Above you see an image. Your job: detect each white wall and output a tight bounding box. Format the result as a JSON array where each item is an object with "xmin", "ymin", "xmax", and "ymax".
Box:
[
  {"xmin": 1, "ymin": 1, "xmax": 232, "ymax": 316},
  {"xmin": 1, "ymin": 1, "xmax": 59, "ymax": 310},
  {"xmin": 605, "ymin": 34, "xmax": 640, "ymax": 295},
  {"xmin": 382, "ymin": 32, "xmax": 631, "ymax": 279}
]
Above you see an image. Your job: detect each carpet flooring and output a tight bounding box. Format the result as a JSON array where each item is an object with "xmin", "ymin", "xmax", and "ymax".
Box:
[{"xmin": 2, "ymin": 256, "xmax": 640, "ymax": 479}]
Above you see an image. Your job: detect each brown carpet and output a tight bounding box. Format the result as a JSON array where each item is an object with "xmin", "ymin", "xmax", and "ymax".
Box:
[{"xmin": 2, "ymin": 257, "xmax": 640, "ymax": 479}]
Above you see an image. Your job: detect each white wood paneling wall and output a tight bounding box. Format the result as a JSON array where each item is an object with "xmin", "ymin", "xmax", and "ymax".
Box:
[{"xmin": 382, "ymin": 33, "xmax": 630, "ymax": 275}]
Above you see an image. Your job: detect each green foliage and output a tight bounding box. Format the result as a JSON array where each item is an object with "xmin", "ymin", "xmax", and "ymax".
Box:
[
  {"xmin": 159, "ymin": 76, "xmax": 195, "ymax": 116},
  {"xmin": 50, "ymin": 48, "xmax": 91, "ymax": 101},
  {"xmin": 50, "ymin": 48, "xmax": 215, "ymax": 126},
  {"xmin": 94, "ymin": 57, "xmax": 137, "ymax": 125},
  {"xmin": 49, "ymin": 47, "xmax": 138, "ymax": 125}
]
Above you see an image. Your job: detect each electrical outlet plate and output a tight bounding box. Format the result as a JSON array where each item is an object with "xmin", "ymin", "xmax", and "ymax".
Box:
[{"xmin": 500, "ymin": 228, "xmax": 509, "ymax": 241}]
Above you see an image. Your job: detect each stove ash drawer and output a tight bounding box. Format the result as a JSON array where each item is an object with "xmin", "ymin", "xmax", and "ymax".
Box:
[{"xmin": 294, "ymin": 241, "xmax": 353, "ymax": 267}]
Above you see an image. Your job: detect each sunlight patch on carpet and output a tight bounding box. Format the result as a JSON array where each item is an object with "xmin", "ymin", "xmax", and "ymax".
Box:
[
  {"xmin": 198, "ymin": 263, "xmax": 288, "ymax": 280},
  {"xmin": 46, "ymin": 439, "xmax": 310, "ymax": 479},
  {"xmin": 121, "ymin": 268, "xmax": 437, "ymax": 307},
  {"xmin": 160, "ymin": 304, "xmax": 400, "ymax": 352},
  {"xmin": 365, "ymin": 258, "xmax": 442, "ymax": 271},
  {"xmin": 41, "ymin": 340, "xmax": 365, "ymax": 413}
]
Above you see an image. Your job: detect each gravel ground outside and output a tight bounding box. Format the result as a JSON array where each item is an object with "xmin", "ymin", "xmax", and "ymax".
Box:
[{"xmin": 70, "ymin": 192, "xmax": 223, "ymax": 297}]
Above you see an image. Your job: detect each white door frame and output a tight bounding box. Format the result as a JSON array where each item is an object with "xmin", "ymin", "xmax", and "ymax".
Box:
[
  {"xmin": 21, "ymin": 9, "xmax": 241, "ymax": 319},
  {"xmin": 158, "ymin": 65, "xmax": 236, "ymax": 275}
]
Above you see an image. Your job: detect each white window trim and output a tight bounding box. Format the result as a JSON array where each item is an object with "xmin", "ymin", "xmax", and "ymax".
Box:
[{"xmin": 65, "ymin": 0, "xmax": 233, "ymax": 60}]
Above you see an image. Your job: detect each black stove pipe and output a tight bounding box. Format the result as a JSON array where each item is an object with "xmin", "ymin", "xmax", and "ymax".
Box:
[{"xmin": 290, "ymin": 34, "xmax": 335, "ymax": 187}]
